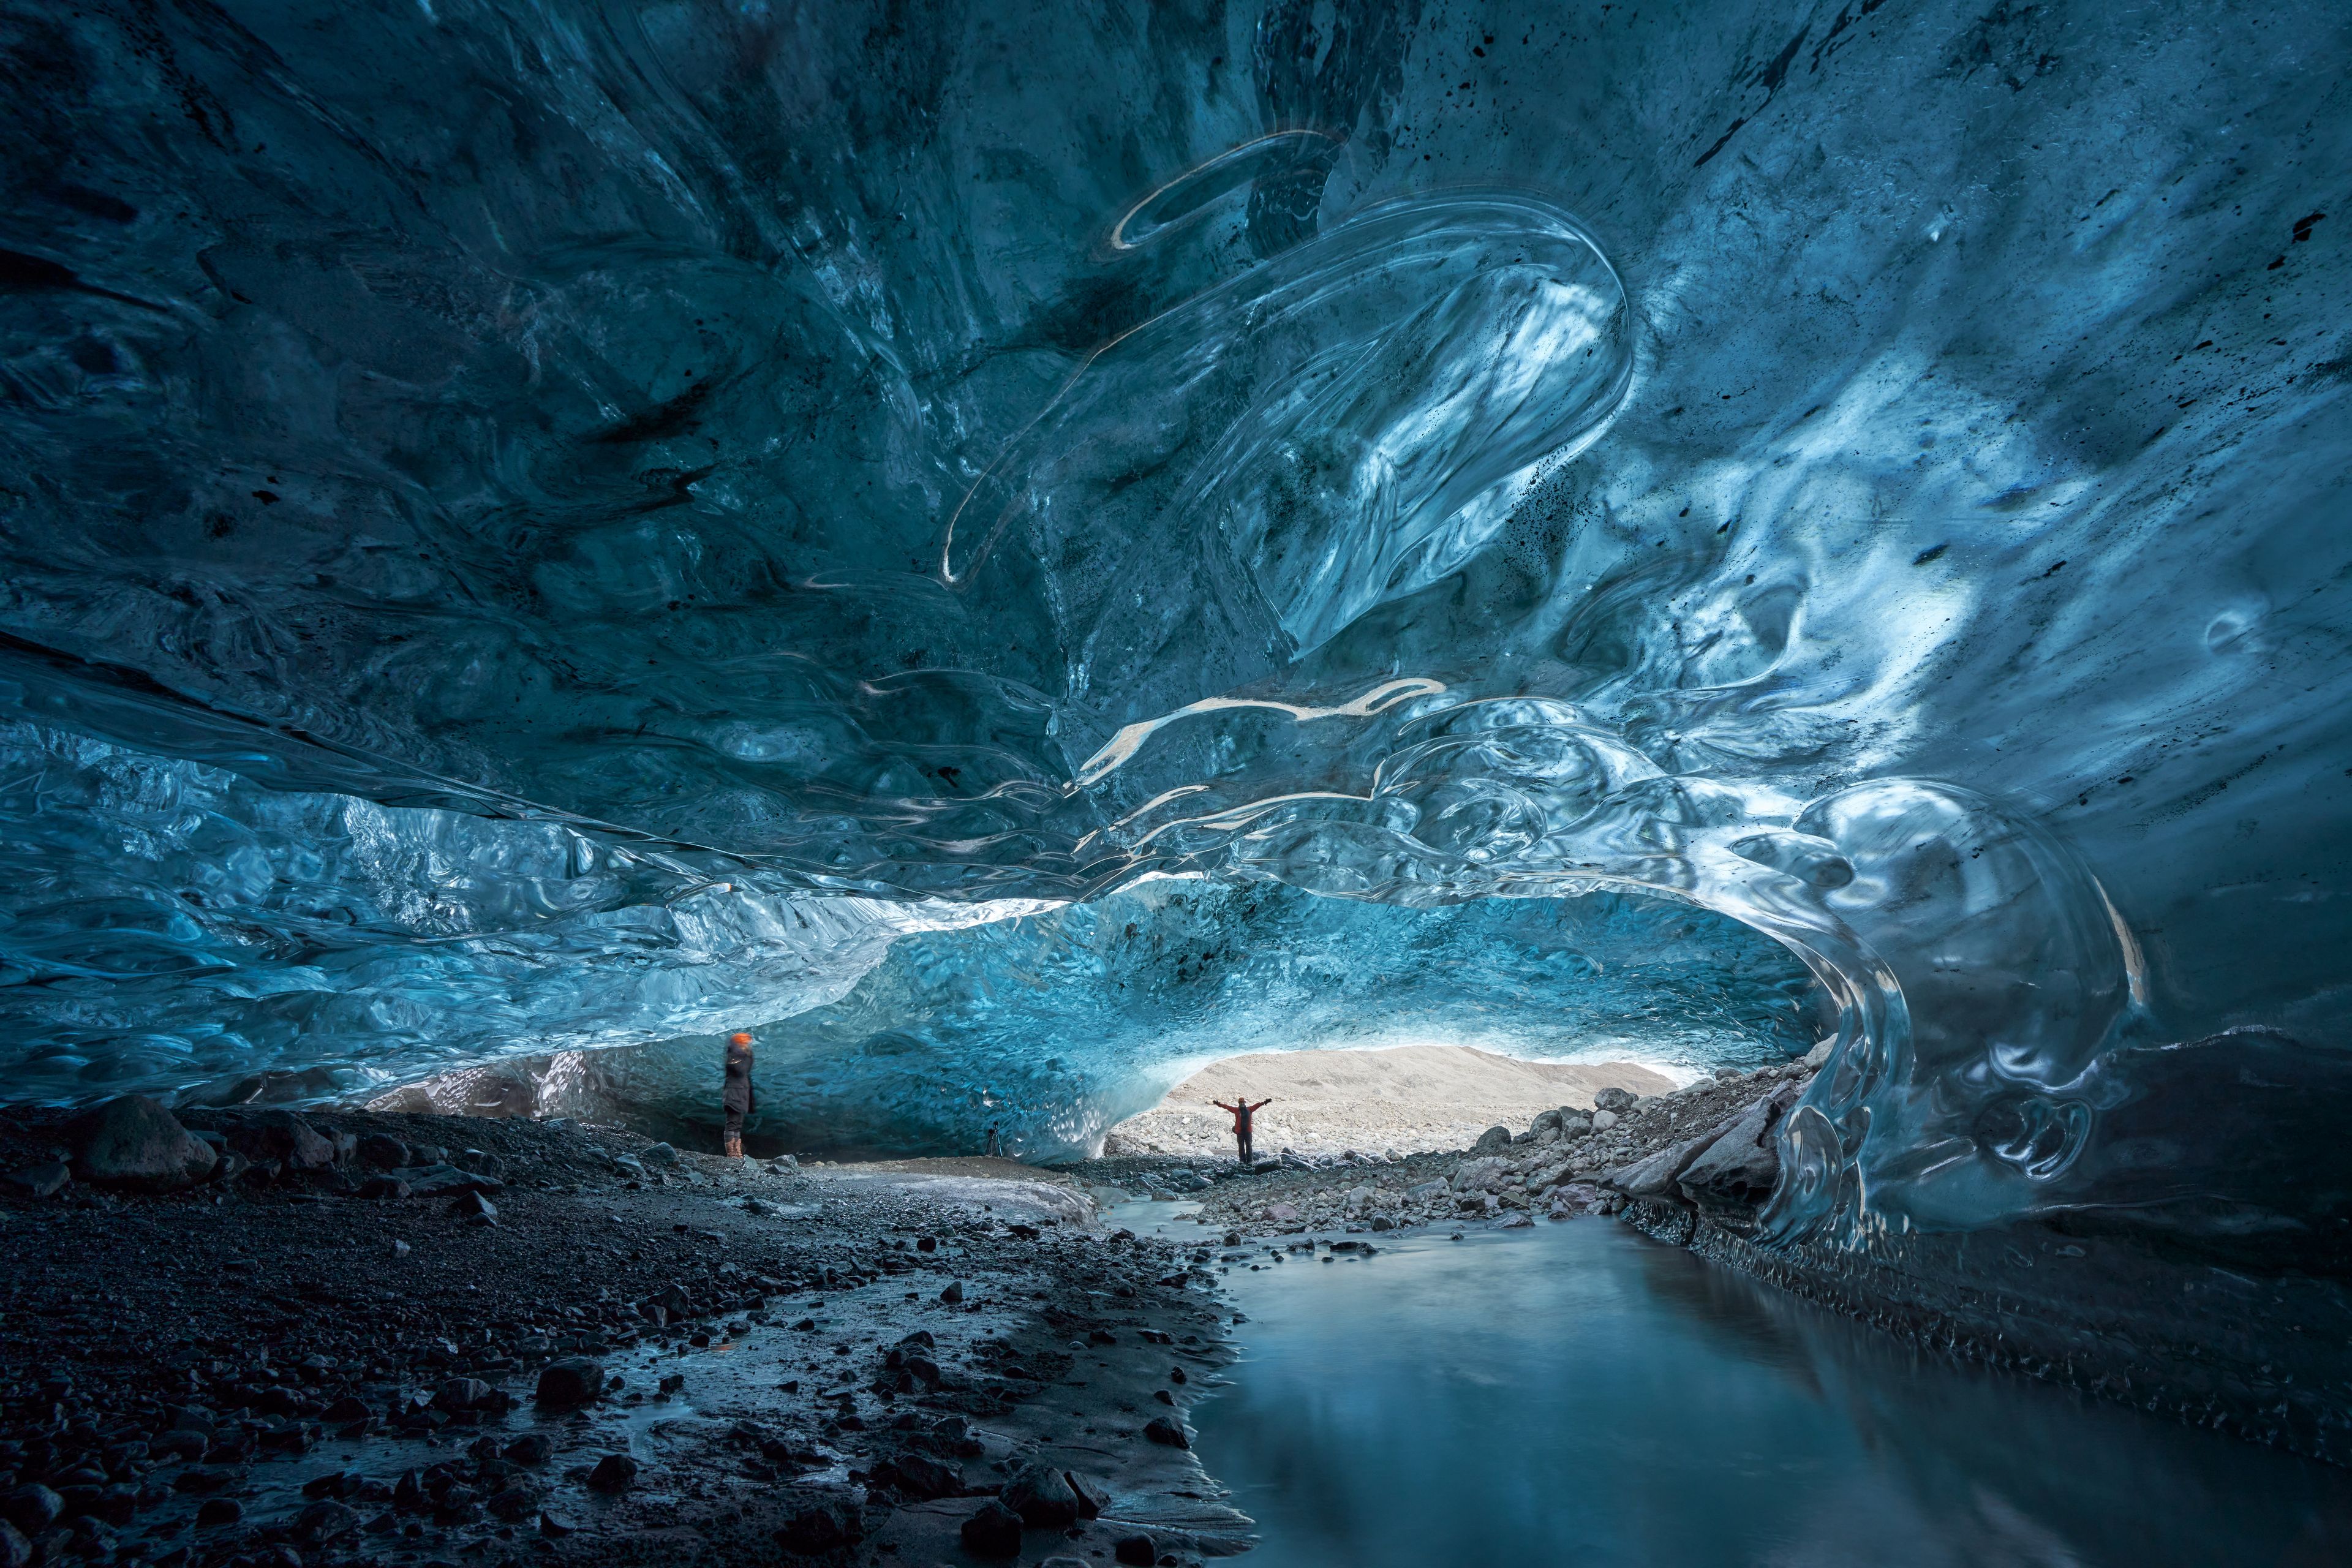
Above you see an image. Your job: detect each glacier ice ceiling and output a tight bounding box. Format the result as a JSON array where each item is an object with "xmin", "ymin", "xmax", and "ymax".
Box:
[{"xmin": 2, "ymin": 0, "xmax": 2350, "ymax": 1250}]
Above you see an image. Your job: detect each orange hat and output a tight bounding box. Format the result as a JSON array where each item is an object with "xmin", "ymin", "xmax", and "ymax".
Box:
[{"xmin": 729, "ymin": 1031, "xmax": 753, "ymax": 1045}]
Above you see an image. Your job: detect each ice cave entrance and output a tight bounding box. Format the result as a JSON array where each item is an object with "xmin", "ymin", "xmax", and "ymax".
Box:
[{"xmin": 1102, "ymin": 1042, "xmax": 1687, "ymax": 1163}]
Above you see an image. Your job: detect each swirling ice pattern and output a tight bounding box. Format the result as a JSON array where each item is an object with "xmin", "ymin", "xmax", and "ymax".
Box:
[
  {"xmin": 1076, "ymin": 685, "xmax": 2139, "ymax": 1242},
  {"xmin": 944, "ymin": 191, "xmax": 1632, "ymax": 673}
]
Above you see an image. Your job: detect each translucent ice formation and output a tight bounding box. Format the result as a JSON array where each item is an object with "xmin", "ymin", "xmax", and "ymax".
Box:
[
  {"xmin": 2, "ymin": 0, "xmax": 2349, "ymax": 1262},
  {"xmin": 381, "ymin": 875, "xmax": 1817, "ymax": 1159}
]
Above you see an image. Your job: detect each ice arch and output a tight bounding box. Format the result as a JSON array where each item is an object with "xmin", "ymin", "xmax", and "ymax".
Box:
[{"xmin": 384, "ymin": 876, "xmax": 1820, "ymax": 1161}]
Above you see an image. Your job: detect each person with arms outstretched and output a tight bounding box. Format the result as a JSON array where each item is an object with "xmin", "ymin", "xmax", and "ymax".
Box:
[{"xmin": 1212, "ymin": 1095, "xmax": 1273, "ymax": 1166}]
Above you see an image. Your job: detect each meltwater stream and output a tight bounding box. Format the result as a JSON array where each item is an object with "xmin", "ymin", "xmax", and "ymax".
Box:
[{"xmin": 1187, "ymin": 1221, "xmax": 2352, "ymax": 1568}]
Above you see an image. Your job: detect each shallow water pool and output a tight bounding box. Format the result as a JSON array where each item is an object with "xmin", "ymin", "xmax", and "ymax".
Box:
[{"xmin": 1191, "ymin": 1219, "xmax": 2352, "ymax": 1567}]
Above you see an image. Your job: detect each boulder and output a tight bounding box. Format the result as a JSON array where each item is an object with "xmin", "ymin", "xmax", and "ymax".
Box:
[
  {"xmin": 2, "ymin": 1163, "xmax": 69, "ymax": 1199},
  {"xmin": 1589, "ymin": 1109, "xmax": 1619, "ymax": 1131},
  {"xmin": 505, "ymin": 1434, "xmax": 553, "ymax": 1466},
  {"xmin": 67, "ymin": 1096, "xmax": 217, "ymax": 1191},
  {"xmin": 959, "ymin": 1499, "xmax": 1023, "ymax": 1559},
  {"xmin": 1, "ymin": 1487, "xmax": 61, "ymax": 1535},
  {"xmin": 357, "ymin": 1134, "xmax": 410, "ymax": 1170},
  {"xmin": 1678, "ymin": 1087, "xmax": 1799, "ymax": 1212},
  {"xmin": 1803, "ymin": 1038, "xmax": 1834, "ymax": 1069},
  {"xmin": 290, "ymin": 1501, "xmax": 360, "ymax": 1544},
  {"xmin": 1606, "ymin": 1132, "xmax": 1717, "ymax": 1198},
  {"xmin": 1114, "ymin": 1532, "xmax": 1158, "ymax": 1566},
  {"xmin": 876, "ymin": 1453, "xmax": 961, "ymax": 1500},
  {"xmin": 585, "ymin": 1454, "xmax": 636, "ymax": 1493},
  {"xmin": 535, "ymin": 1357, "xmax": 603, "ymax": 1408},
  {"xmin": 1449, "ymin": 1157, "xmax": 1509, "ymax": 1193},
  {"xmin": 225, "ymin": 1110, "xmax": 335, "ymax": 1170},
  {"xmin": 1471, "ymin": 1125, "xmax": 1513, "ymax": 1154},
  {"xmin": 393, "ymin": 1164, "xmax": 503, "ymax": 1197},
  {"xmin": 1142, "ymin": 1416, "xmax": 1188, "ymax": 1449},
  {"xmin": 449, "ymin": 1191, "xmax": 497, "ymax": 1224},
  {"xmin": 1593, "ymin": 1086, "xmax": 1638, "ymax": 1114},
  {"xmin": 1064, "ymin": 1471, "xmax": 1111, "ymax": 1519},
  {"xmin": 776, "ymin": 1498, "xmax": 864, "ymax": 1553},
  {"xmin": 437, "ymin": 1378, "xmax": 492, "ymax": 1412},
  {"xmin": 639, "ymin": 1142, "xmax": 679, "ymax": 1167},
  {"xmin": 1000, "ymin": 1462, "xmax": 1080, "ymax": 1528}
]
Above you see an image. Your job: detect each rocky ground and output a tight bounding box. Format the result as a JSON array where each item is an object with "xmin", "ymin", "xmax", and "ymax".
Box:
[
  {"xmin": 0, "ymin": 1102, "xmax": 1249, "ymax": 1568},
  {"xmin": 1076, "ymin": 1048, "xmax": 1826, "ymax": 1243}
]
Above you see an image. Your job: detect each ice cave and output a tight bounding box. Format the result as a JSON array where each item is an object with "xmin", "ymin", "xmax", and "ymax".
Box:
[{"xmin": 4, "ymin": 1, "xmax": 2351, "ymax": 1563}]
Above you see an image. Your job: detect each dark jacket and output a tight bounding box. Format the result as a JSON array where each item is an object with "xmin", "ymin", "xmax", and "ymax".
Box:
[{"xmin": 722, "ymin": 1041, "xmax": 755, "ymax": 1114}]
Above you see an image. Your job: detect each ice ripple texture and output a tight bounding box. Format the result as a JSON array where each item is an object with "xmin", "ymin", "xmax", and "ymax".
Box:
[{"xmin": 1, "ymin": 0, "xmax": 2350, "ymax": 1252}]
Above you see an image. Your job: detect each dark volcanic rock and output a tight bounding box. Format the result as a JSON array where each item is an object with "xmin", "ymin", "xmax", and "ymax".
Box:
[
  {"xmin": 225, "ymin": 1110, "xmax": 336, "ymax": 1171},
  {"xmin": 1608, "ymin": 1131, "xmax": 1716, "ymax": 1199},
  {"xmin": 585, "ymin": 1454, "xmax": 637, "ymax": 1493},
  {"xmin": 1000, "ymin": 1461, "xmax": 1080, "ymax": 1527},
  {"xmin": 1676, "ymin": 1088, "xmax": 1794, "ymax": 1213},
  {"xmin": 357, "ymin": 1133, "xmax": 410, "ymax": 1169},
  {"xmin": 505, "ymin": 1434, "xmax": 553, "ymax": 1466},
  {"xmin": 876, "ymin": 1452, "xmax": 962, "ymax": 1501},
  {"xmin": 0, "ymin": 1487, "xmax": 59, "ymax": 1534},
  {"xmin": 535, "ymin": 1357, "xmax": 603, "ymax": 1408},
  {"xmin": 1113, "ymin": 1531, "xmax": 1158, "ymax": 1565},
  {"xmin": 775, "ymin": 1497, "xmax": 865, "ymax": 1553},
  {"xmin": 1065, "ymin": 1469, "xmax": 1110, "ymax": 1519},
  {"xmin": 399, "ymin": 1164, "xmax": 503, "ymax": 1197},
  {"xmin": 1142, "ymin": 1415, "xmax": 1189, "ymax": 1449},
  {"xmin": 67, "ymin": 1096, "xmax": 217, "ymax": 1191},
  {"xmin": 291, "ymin": 1499, "xmax": 360, "ymax": 1544},
  {"xmin": 959, "ymin": 1499, "xmax": 1024, "ymax": 1558},
  {"xmin": 437, "ymin": 1377, "xmax": 492, "ymax": 1411},
  {"xmin": 1, "ymin": 1163, "xmax": 68, "ymax": 1199}
]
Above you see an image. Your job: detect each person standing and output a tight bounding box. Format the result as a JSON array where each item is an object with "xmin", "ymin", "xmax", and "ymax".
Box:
[
  {"xmin": 984, "ymin": 1123, "xmax": 1004, "ymax": 1158},
  {"xmin": 1212, "ymin": 1095, "xmax": 1273, "ymax": 1166},
  {"xmin": 722, "ymin": 1031, "xmax": 755, "ymax": 1158}
]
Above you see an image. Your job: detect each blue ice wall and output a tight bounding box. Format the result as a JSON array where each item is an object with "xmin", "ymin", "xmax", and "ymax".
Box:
[
  {"xmin": 2, "ymin": 1, "xmax": 2350, "ymax": 1245},
  {"xmin": 479, "ymin": 878, "xmax": 1820, "ymax": 1159}
]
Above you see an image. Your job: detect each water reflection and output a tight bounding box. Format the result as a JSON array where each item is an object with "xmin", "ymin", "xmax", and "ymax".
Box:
[{"xmin": 1195, "ymin": 1221, "xmax": 2352, "ymax": 1567}]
